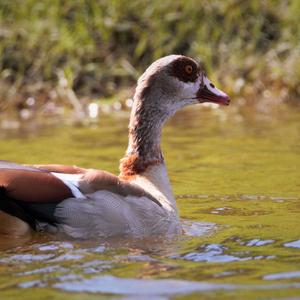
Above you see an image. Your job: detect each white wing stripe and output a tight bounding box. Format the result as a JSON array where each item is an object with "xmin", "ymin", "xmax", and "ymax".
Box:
[{"xmin": 51, "ymin": 172, "xmax": 85, "ymax": 198}]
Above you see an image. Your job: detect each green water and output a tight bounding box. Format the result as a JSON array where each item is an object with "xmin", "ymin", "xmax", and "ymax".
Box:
[{"xmin": 0, "ymin": 104, "xmax": 300, "ymax": 299}]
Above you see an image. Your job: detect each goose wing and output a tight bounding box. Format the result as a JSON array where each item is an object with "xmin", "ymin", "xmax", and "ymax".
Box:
[
  {"xmin": 0, "ymin": 160, "xmax": 77, "ymax": 229},
  {"xmin": 0, "ymin": 160, "xmax": 74, "ymax": 203}
]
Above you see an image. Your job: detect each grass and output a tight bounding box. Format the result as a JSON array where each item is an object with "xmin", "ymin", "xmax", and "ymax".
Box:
[{"xmin": 0, "ymin": 0, "xmax": 299, "ymax": 111}]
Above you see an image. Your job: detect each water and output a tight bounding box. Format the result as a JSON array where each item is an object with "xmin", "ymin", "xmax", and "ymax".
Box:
[{"xmin": 0, "ymin": 104, "xmax": 300, "ymax": 299}]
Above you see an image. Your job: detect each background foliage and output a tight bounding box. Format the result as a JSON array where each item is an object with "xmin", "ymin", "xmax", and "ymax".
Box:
[{"xmin": 0, "ymin": 0, "xmax": 299, "ymax": 108}]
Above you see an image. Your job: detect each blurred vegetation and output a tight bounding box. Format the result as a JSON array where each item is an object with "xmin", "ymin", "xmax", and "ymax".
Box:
[{"xmin": 0, "ymin": 0, "xmax": 299, "ymax": 112}]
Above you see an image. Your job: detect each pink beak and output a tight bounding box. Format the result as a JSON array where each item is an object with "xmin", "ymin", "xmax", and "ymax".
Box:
[{"xmin": 197, "ymin": 75, "xmax": 230, "ymax": 106}]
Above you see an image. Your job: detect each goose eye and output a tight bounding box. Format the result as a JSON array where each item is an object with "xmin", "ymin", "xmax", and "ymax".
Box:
[{"xmin": 184, "ymin": 65, "xmax": 193, "ymax": 75}]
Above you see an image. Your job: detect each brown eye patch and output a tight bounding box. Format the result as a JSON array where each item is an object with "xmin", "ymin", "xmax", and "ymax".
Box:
[{"xmin": 168, "ymin": 57, "xmax": 199, "ymax": 83}]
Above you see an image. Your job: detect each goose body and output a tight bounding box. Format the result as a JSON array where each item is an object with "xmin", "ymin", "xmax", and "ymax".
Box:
[{"xmin": 0, "ymin": 55, "xmax": 229, "ymax": 238}]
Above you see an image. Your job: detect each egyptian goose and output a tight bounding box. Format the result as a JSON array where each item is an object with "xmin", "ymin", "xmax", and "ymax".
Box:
[{"xmin": 0, "ymin": 55, "xmax": 230, "ymax": 238}]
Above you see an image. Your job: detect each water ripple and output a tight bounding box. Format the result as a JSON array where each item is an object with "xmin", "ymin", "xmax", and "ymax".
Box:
[
  {"xmin": 264, "ymin": 271, "xmax": 300, "ymax": 280},
  {"xmin": 53, "ymin": 275, "xmax": 237, "ymax": 295},
  {"xmin": 283, "ymin": 240, "xmax": 300, "ymax": 249},
  {"xmin": 245, "ymin": 239, "xmax": 274, "ymax": 247},
  {"xmin": 0, "ymin": 254, "xmax": 54, "ymax": 263},
  {"xmin": 182, "ymin": 220, "xmax": 216, "ymax": 237},
  {"xmin": 172, "ymin": 244, "xmax": 275, "ymax": 263},
  {"xmin": 52, "ymin": 275, "xmax": 300, "ymax": 295}
]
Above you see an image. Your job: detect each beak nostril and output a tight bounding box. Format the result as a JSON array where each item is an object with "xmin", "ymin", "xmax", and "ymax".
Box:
[{"xmin": 209, "ymin": 83, "xmax": 215, "ymax": 88}]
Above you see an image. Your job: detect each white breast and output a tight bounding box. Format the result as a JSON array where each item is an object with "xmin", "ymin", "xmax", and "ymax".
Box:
[{"xmin": 129, "ymin": 164, "xmax": 178, "ymax": 212}]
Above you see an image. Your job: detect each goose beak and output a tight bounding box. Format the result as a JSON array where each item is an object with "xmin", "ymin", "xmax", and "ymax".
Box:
[{"xmin": 196, "ymin": 75, "xmax": 230, "ymax": 106}]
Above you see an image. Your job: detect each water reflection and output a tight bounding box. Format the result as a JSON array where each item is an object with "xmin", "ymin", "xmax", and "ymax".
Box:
[
  {"xmin": 264, "ymin": 271, "xmax": 300, "ymax": 280},
  {"xmin": 283, "ymin": 240, "xmax": 300, "ymax": 249},
  {"xmin": 53, "ymin": 275, "xmax": 238, "ymax": 295},
  {"xmin": 0, "ymin": 253, "xmax": 54, "ymax": 263},
  {"xmin": 182, "ymin": 220, "xmax": 216, "ymax": 237},
  {"xmin": 244, "ymin": 239, "xmax": 274, "ymax": 247},
  {"xmin": 173, "ymin": 243, "xmax": 275, "ymax": 263}
]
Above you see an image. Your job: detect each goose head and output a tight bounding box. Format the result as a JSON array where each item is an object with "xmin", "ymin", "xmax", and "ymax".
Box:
[
  {"xmin": 132, "ymin": 55, "xmax": 230, "ymax": 121},
  {"xmin": 121, "ymin": 55, "xmax": 230, "ymax": 178}
]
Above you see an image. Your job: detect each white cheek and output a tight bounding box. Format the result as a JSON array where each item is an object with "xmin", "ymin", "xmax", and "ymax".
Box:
[{"xmin": 176, "ymin": 78, "xmax": 200, "ymax": 99}]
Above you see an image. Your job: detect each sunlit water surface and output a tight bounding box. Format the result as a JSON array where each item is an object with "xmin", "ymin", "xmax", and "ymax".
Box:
[{"xmin": 0, "ymin": 104, "xmax": 299, "ymax": 299}]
